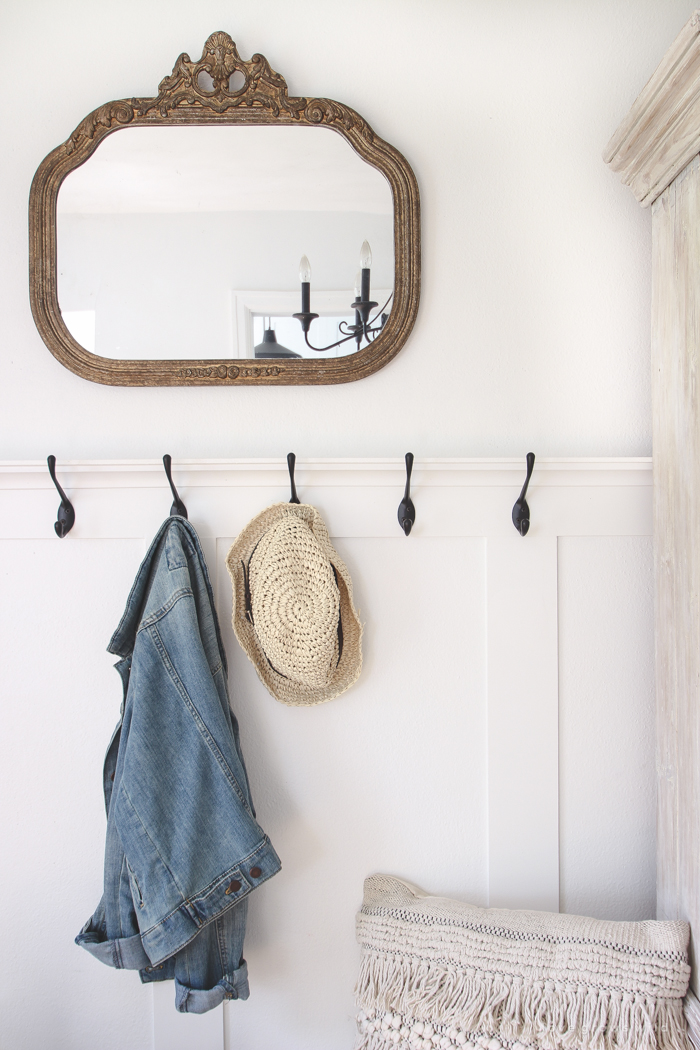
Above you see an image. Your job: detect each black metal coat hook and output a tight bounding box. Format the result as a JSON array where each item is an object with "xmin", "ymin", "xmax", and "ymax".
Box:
[
  {"xmin": 512, "ymin": 452, "xmax": 536, "ymax": 536},
  {"xmin": 287, "ymin": 452, "xmax": 301, "ymax": 504},
  {"xmin": 163, "ymin": 455, "xmax": 188, "ymax": 518},
  {"xmin": 398, "ymin": 453, "xmax": 416, "ymax": 536},
  {"xmin": 47, "ymin": 455, "xmax": 76, "ymax": 538}
]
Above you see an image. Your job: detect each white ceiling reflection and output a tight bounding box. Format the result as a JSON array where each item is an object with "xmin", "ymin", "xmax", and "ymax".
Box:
[{"xmin": 57, "ymin": 124, "xmax": 393, "ymax": 215}]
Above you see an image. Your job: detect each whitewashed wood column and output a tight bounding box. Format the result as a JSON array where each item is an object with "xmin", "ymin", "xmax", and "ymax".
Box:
[{"xmin": 605, "ymin": 9, "xmax": 700, "ymax": 1018}]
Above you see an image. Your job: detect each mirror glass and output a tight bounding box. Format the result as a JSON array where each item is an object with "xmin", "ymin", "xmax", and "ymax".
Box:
[{"xmin": 56, "ymin": 125, "xmax": 394, "ymax": 360}]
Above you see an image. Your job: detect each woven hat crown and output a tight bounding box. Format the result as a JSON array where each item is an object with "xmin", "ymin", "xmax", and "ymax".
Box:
[
  {"xmin": 227, "ymin": 502, "xmax": 362, "ymax": 705},
  {"xmin": 248, "ymin": 516, "xmax": 341, "ymax": 685}
]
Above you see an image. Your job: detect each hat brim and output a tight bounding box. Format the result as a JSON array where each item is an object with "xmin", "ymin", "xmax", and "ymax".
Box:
[{"xmin": 226, "ymin": 503, "xmax": 363, "ymax": 706}]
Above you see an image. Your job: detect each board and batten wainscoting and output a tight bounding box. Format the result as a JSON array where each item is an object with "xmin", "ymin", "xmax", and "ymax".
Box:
[
  {"xmin": 605, "ymin": 10, "xmax": 700, "ymax": 1044},
  {"xmin": 0, "ymin": 457, "xmax": 654, "ymax": 1050}
]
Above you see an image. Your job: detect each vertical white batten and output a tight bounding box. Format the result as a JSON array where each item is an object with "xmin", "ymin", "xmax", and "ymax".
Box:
[{"xmin": 486, "ymin": 534, "xmax": 559, "ymax": 911}]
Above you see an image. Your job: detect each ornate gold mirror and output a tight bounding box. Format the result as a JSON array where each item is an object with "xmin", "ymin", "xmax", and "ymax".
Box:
[{"xmin": 29, "ymin": 32, "xmax": 420, "ymax": 386}]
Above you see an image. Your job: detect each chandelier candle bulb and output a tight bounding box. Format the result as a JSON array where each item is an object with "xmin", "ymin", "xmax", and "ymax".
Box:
[
  {"xmin": 352, "ymin": 273, "xmax": 363, "ymax": 350},
  {"xmin": 299, "ymin": 255, "xmax": 312, "ymax": 314},
  {"xmin": 354, "ymin": 270, "xmax": 362, "ymax": 298},
  {"xmin": 359, "ymin": 241, "xmax": 372, "ymax": 303}
]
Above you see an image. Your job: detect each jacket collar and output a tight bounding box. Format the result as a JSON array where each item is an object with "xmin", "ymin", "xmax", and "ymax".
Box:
[{"xmin": 107, "ymin": 516, "xmax": 202, "ymax": 659}]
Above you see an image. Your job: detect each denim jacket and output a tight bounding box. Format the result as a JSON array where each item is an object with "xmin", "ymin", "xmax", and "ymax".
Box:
[{"xmin": 76, "ymin": 517, "xmax": 281, "ymax": 1013}]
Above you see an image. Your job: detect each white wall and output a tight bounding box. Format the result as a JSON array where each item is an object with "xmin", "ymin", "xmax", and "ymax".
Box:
[{"xmin": 2, "ymin": 0, "xmax": 695, "ymax": 459}]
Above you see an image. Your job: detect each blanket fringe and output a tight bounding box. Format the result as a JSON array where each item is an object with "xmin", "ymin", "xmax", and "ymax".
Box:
[{"xmin": 354, "ymin": 950, "xmax": 692, "ymax": 1050}]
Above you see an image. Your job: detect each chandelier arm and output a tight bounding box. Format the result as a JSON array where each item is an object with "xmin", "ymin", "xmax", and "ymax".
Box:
[
  {"xmin": 367, "ymin": 291, "xmax": 394, "ymax": 328},
  {"xmin": 303, "ymin": 330, "xmax": 360, "ymax": 353},
  {"xmin": 301, "ymin": 308, "xmax": 389, "ymax": 353}
]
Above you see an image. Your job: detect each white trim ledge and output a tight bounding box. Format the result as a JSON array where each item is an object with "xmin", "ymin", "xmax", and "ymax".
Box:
[{"xmin": 0, "ymin": 457, "xmax": 652, "ymax": 491}]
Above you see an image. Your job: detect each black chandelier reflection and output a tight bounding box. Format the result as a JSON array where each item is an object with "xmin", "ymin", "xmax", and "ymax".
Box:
[{"xmin": 293, "ymin": 241, "xmax": 391, "ymax": 353}]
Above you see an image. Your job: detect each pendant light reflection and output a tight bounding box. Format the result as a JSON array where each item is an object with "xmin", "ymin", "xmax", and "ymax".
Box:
[{"xmin": 254, "ymin": 317, "xmax": 301, "ymax": 360}]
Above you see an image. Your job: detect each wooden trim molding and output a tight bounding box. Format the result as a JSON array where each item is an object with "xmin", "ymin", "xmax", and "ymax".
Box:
[
  {"xmin": 604, "ymin": 10, "xmax": 700, "ymax": 206},
  {"xmin": 605, "ymin": 9, "xmax": 700, "ymax": 1000},
  {"xmin": 28, "ymin": 32, "xmax": 421, "ymax": 386}
]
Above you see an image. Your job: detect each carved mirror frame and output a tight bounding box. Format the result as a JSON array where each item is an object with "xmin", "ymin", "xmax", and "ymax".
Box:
[{"xmin": 28, "ymin": 32, "xmax": 420, "ymax": 386}]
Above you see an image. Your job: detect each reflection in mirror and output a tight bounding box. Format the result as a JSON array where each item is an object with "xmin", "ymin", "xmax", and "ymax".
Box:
[{"xmin": 56, "ymin": 125, "xmax": 394, "ymax": 361}]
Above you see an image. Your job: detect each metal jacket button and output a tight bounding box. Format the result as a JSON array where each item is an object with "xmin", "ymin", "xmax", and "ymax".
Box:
[
  {"xmin": 225, "ymin": 880, "xmax": 241, "ymax": 894},
  {"xmin": 249, "ymin": 867, "xmax": 262, "ymax": 878}
]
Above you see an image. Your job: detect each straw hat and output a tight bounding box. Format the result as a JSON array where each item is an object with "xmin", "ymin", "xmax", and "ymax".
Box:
[{"xmin": 226, "ymin": 503, "xmax": 362, "ymax": 706}]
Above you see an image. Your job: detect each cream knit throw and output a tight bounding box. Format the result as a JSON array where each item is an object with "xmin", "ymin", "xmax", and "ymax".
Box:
[{"xmin": 355, "ymin": 875, "xmax": 691, "ymax": 1050}]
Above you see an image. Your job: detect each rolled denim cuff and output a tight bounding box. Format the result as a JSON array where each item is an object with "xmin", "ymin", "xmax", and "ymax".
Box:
[
  {"xmin": 174, "ymin": 959, "xmax": 250, "ymax": 1014},
  {"xmin": 140, "ymin": 837, "xmax": 280, "ymax": 966},
  {"xmin": 76, "ymin": 919, "xmax": 151, "ymax": 970}
]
